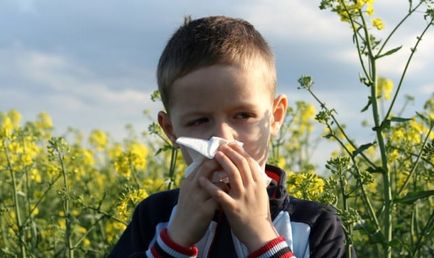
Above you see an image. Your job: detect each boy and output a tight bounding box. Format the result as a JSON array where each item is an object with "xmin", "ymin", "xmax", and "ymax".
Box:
[{"xmin": 109, "ymin": 16, "xmax": 349, "ymax": 258}]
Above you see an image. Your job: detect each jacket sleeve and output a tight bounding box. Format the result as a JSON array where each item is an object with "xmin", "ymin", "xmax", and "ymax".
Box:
[
  {"xmin": 146, "ymin": 228, "xmax": 199, "ymax": 257},
  {"xmin": 247, "ymin": 236, "xmax": 295, "ymax": 258},
  {"xmin": 146, "ymin": 231, "xmax": 295, "ymax": 258},
  {"xmin": 309, "ymin": 209, "xmax": 355, "ymax": 258}
]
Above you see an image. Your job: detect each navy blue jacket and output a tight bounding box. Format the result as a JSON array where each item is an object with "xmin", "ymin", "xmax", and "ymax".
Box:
[{"xmin": 109, "ymin": 165, "xmax": 352, "ymax": 257}]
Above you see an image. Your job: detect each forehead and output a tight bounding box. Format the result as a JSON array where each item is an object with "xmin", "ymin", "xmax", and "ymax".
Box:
[{"xmin": 168, "ymin": 64, "xmax": 273, "ymax": 112}]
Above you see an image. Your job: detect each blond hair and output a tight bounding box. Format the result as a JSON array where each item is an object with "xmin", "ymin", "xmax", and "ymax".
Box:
[{"xmin": 157, "ymin": 16, "xmax": 276, "ymax": 111}]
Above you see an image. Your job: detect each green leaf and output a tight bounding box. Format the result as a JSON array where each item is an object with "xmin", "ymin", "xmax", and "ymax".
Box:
[
  {"xmin": 390, "ymin": 116, "xmax": 412, "ymax": 123},
  {"xmin": 416, "ymin": 112, "xmax": 431, "ymax": 125},
  {"xmin": 376, "ymin": 46, "xmax": 402, "ymax": 59},
  {"xmin": 396, "ymin": 190, "xmax": 434, "ymax": 204},
  {"xmin": 352, "ymin": 142, "xmax": 375, "ymax": 158},
  {"xmin": 323, "ymin": 133, "xmax": 333, "ymax": 139},
  {"xmin": 367, "ymin": 166, "xmax": 383, "ymax": 174},
  {"xmin": 377, "ymin": 119, "xmax": 391, "ymax": 131},
  {"xmin": 361, "ymin": 97, "xmax": 372, "ymax": 112},
  {"xmin": 155, "ymin": 144, "xmax": 173, "ymax": 156}
]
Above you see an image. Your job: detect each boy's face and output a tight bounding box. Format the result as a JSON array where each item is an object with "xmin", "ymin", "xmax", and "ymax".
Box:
[{"xmin": 158, "ymin": 64, "xmax": 287, "ymax": 167}]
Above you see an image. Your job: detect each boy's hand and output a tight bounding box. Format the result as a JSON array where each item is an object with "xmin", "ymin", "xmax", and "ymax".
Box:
[
  {"xmin": 199, "ymin": 144, "xmax": 279, "ymax": 252},
  {"xmin": 167, "ymin": 159, "xmax": 219, "ymax": 247}
]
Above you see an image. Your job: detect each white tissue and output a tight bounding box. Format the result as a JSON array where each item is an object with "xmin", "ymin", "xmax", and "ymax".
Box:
[{"xmin": 176, "ymin": 136, "xmax": 271, "ymax": 186}]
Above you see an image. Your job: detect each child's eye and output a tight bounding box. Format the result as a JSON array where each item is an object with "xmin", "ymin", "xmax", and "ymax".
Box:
[
  {"xmin": 186, "ymin": 117, "xmax": 209, "ymax": 127},
  {"xmin": 234, "ymin": 112, "xmax": 255, "ymax": 120}
]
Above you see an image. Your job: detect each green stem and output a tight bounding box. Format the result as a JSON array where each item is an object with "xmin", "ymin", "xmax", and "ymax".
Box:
[
  {"xmin": 58, "ymin": 150, "xmax": 74, "ymax": 258},
  {"xmin": 340, "ymin": 1, "xmax": 371, "ymax": 82},
  {"xmin": 130, "ymin": 160, "xmax": 141, "ymax": 188},
  {"xmin": 167, "ymin": 147, "xmax": 178, "ymax": 190},
  {"xmin": 81, "ymin": 203, "xmax": 128, "ymax": 225},
  {"xmin": 327, "ymin": 125, "xmax": 381, "ymax": 231},
  {"xmin": 3, "ymin": 141, "xmax": 27, "ymax": 258},
  {"xmin": 72, "ymin": 215, "xmax": 105, "ymax": 249},
  {"xmin": 307, "ymin": 88, "xmax": 377, "ymax": 169},
  {"xmin": 360, "ymin": 13, "xmax": 393, "ymax": 258},
  {"xmin": 1, "ymin": 208, "xmax": 8, "ymax": 252},
  {"xmin": 338, "ymin": 171, "xmax": 352, "ymax": 258},
  {"xmin": 22, "ymin": 174, "xmax": 62, "ymax": 226}
]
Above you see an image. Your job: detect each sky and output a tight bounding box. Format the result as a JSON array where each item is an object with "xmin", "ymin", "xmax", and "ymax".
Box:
[{"xmin": 1, "ymin": 0, "xmax": 433, "ymax": 167}]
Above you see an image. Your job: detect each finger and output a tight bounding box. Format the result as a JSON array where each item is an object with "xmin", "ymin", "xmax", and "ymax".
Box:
[
  {"xmin": 198, "ymin": 176, "xmax": 235, "ymax": 208},
  {"xmin": 228, "ymin": 143, "xmax": 262, "ymax": 183},
  {"xmin": 246, "ymin": 157, "xmax": 262, "ymax": 183},
  {"xmin": 214, "ymin": 150, "xmax": 243, "ymax": 194},
  {"xmin": 219, "ymin": 144, "xmax": 254, "ymax": 185}
]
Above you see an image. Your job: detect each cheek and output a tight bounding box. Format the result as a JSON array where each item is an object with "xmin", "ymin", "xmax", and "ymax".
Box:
[{"xmin": 239, "ymin": 127, "xmax": 271, "ymax": 166}]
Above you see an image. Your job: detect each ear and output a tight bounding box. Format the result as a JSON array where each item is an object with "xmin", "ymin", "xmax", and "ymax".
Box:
[
  {"xmin": 157, "ymin": 111, "xmax": 177, "ymax": 145},
  {"xmin": 270, "ymin": 95, "xmax": 288, "ymax": 136}
]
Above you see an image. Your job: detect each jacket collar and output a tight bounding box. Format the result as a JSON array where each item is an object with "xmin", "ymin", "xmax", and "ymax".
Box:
[{"xmin": 265, "ymin": 164, "xmax": 289, "ymax": 220}]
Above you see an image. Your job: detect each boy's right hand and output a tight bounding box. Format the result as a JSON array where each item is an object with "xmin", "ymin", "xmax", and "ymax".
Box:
[{"xmin": 167, "ymin": 159, "xmax": 219, "ymax": 247}]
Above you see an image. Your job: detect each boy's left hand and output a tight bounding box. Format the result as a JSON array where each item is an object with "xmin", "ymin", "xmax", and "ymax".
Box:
[{"xmin": 198, "ymin": 143, "xmax": 279, "ymax": 252}]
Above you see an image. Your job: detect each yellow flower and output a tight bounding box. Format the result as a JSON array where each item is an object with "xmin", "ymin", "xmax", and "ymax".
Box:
[
  {"xmin": 109, "ymin": 143, "xmax": 123, "ymax": 160},
  {"xmin": 286, "ymin": 171, "xmax": 325, "ymax": 200},
  {"xmin": 0, "ymin": 115, "xmax": 13, "ymax": 137},
  {"xmin": 143, "ymin": 178, "xmax": 166, "ymax": 193},
  {"xmin": 366, "ymin": 3, "xmax": 374, "ymax": 16},
  {"xmin": 301, "ymin": 104, "xmax": 316, "ymax": 121},
  {"xmin": 82, "ymin": 238, "xmax": 91, "ymax": 248},
  {"xmin": 129, "ymin": 142, "xmax": 149, "ymax": 169},
  {"xmin": 114, "ymin": 154, "xmax": 131, "ymax": 177},
  {"xmin": 406, "ymin": 131, "xmax": 421, "ymax": 144},
  {"xmin": 391, "ymin": 128, "xmax": 405, "ymax": 142},
  {"xmin": 130, "ymin": 188, "xmax": 148, "ymax": 203},
  {"xmin": 116, "ymin": 188, "xmax": 148, "ymax": 221},
  {"xmin": 8, "ymin": 109, "xmax": 21, "ymax": 129},
  {"xmin": 31, "ymin": 207, "xmax": 39, "ymax": 216},
  {"xmin": 89, "ymin": 129, "xmax": 109, "ymax": 150},
  {"xmin": 389, "ymin": 149, "xmax": 399, "ymax": 162},
  {"xmin": 82, "ymin": 149, "xmax": 95, "ymax": 166},
  {"xmin": 277, "ymin": 157, "xmax": 286, "ymax": 169},
  {"xmin": 114, "ymin": 141, "xmax": 149, "ymax": 176},
  {"xmin": 409, "ymin": 119, "xmax": 424, "ymax": 134},
  {"xmin": 377, "ymin": 77, "xmax": 394, "ymax": 100},
  {"xmin": 372, "ymin": 18, "xmax": 384, "ymax": 30},
  {"xmin": 106, "ymin": 221, "xmax": 127, "ymax": 242},
  {"xmin": 76, "ymin": 225, "xmax": 87, "ymax": 234},
  {"xmin": 58, "ymin": 219, "xmax": 66, "ymax": 230},
  {"xmin": 29, "ymin": 168, "xmax": 42, "ymax": 183},
  {"xmin": 36, "ymin": 112, "xmax": 53, "ymax": 129},
  {"xmin": 35, "ymin": 112, "xmax": 53, "ymax": 139}
]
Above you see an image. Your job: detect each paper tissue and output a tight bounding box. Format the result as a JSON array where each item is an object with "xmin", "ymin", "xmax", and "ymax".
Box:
[{"xmin": 175, "ymin": 136, "xmax": 271, "ymax": 186}]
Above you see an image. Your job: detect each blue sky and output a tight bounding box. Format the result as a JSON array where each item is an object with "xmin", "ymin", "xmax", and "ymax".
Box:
[{"xmin": 1, "ymin": 0, "xmax": 433, "ymax": 166}]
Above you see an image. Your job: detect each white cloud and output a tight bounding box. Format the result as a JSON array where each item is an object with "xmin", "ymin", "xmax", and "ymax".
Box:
[
  {"xmin": 237, "ymin": 0, "xmax": 348, "ymax": 43},
  {"xmin": 0, "ymin": 44, "xmax": 155, "ymax": 139},
  {"xmin": 330, "ymin": 27, "xmax": 434, "ymax": 79}
]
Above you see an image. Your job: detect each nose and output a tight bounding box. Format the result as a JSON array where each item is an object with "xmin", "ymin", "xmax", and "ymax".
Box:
[{"xmin": 213, "ymin": 121, "xmax": 235, "ymax": 141}]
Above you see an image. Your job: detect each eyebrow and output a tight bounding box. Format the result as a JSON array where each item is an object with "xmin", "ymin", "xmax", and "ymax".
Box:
[{"xmin": 179, "ymin": 103, "xmax": 261, "ymax": 117}]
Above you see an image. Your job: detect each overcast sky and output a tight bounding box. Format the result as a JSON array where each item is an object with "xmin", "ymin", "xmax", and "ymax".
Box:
[{"xmin": 1, "ymin": 0, "xmax": 433, "ymax": 166}]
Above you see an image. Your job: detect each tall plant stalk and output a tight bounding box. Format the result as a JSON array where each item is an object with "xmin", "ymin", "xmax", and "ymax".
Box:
[{"xmin": 3, "ymin": 141, "xmax": 27, "ymax": 258}]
